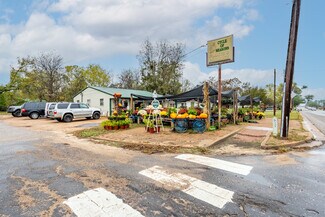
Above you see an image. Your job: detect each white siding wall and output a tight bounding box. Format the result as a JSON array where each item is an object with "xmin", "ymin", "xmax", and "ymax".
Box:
[{"xmin": 73, "ymin": 88, "xmax": 113, "ymax": 116}]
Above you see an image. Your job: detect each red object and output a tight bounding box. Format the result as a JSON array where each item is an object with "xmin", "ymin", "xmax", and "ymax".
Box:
[
  {"xmin": 149, "ymin": 128, "xmax": 155, "ymax": 133},
  {"xmin": 21, "ymin": 109, "xmax": 26, "ymax": 113}
]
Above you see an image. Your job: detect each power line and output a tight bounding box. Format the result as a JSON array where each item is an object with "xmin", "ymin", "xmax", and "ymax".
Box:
[{"xmin": 182, "ymin": 45, "xmax": 206, "ymax": 58}]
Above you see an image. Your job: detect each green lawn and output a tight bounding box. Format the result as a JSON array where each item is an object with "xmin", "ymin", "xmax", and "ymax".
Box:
[{"xmin": 264, "ymin": 110, "xmax": 301, "ymax": 120}]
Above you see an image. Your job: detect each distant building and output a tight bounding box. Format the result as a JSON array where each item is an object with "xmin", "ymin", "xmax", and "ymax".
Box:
[{"xmin": 73, "ymin": 86, "xmax": 157, "ymax": 116}]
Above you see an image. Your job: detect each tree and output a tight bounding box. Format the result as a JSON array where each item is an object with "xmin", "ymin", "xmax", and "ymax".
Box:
[
  {"xmin": 8, "ymin": 53, "xmax": 65, "ymax": 101},
  {"xmin": 114, "ymin": 69, "xmax": 140, "ymax": 89},
  {"xmin": 305, "ymin": 94, "xmax": 314, "ymax": 102},
  {"xmin": 181, "ymin": 78, "xmax": 193, "ymax": 92},
  {"xmin": 63, "ymin": 64, "xmax": 111, "ymax": 101},
  {"xmin": 137, "ymin": 39, "xmax": 185, "ymax": 95}
]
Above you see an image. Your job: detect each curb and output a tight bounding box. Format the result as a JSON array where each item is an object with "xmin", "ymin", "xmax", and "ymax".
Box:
[
  {"xmin": 261, "ymin": 130, "xmax": 315, "ymax": 150},
  {"xmin": 208, "ymin": 127, "xmax": 244, "ymax": 148}
]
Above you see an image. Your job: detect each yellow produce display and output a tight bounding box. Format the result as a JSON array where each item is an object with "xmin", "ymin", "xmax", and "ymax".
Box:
[
  {"xmin": 170, "ymin": 113, "xmax": 177, "ymax": 119},
  {"xmin": 199, "ymin": 113, "xmax": 208, "ymax": 119},
  {"xmin": 188, "ymin": 114, "xmax": 196, "ymax": 119}
]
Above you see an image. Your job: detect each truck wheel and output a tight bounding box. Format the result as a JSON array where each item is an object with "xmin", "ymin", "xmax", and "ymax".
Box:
[
  {"xmin": 92, "ymin": 112, "xmax": 100, "ymax": 120},
  {"xmin": 29, "ymin": 112, "xmax": 39, "ymax": 119},
  {"xmin": 63, "ymin": 114, "xmax": 73, "ymax": 122},
  {"xmin": 12, "ymin": 110, "xmax": 21, "ymax": 117}
]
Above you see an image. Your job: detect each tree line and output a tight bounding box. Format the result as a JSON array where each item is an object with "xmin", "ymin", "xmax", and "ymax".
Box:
[{"xmin": 0, "ymin": 39, "xmax": 319, "ymax": 110}]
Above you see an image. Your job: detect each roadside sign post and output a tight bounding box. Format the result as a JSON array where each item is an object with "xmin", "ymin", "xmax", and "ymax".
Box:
[{"xmin": 207, "ymin": 35, "xmax": 235, "ymax": 129}]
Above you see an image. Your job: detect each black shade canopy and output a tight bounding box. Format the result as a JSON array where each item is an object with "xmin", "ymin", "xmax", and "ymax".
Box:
[
  {"xmin": 131, "ymin": 85, "xmax": 234, "ymax": 102},
  {"xmin": 238, "ymin": 95, "xmax": 261, "ymax": 105}
]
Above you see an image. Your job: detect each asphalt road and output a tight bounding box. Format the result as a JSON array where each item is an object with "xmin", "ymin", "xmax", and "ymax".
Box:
[
  {"xmin": 0, "ymin": 119, "xmax": 325, "ymax": 216},
  {"xmin": 301, "ymin": 110, "xmax": 325, "ymax": 135}
]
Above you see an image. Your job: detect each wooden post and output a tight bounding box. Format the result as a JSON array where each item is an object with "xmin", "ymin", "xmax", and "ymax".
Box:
[
  {"xmin": 130, "ymin": 95, "xmax": 134, "ymax": 111},
  {"xmin": 233, "ymin": 90, "xmax": 236, "ymax": 124},
  {"xmin": 281, "ymin": 0, "xmax": 301, "ymax": 138},
  {"xmin": 218, "ymin": 64, "xmax": 222, "ymax": 129},
  {"xmin": 273, "ymin": 69, "xmax": 276, "ymax": 116}
]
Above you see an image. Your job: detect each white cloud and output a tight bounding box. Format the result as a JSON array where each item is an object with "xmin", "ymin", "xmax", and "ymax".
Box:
[
  {"xmin": 0, "ymin": 0, "xmax": 258, "ymax": 84},
  {"xmin": 183, "ymin": 61, "xmax": 274, "ymax": 87}
]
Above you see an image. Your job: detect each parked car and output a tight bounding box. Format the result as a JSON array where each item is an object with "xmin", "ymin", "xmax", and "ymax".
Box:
[
  {"xmin": 45, "ymin": 102, "xmax": 56, "ymax": 118},
  {"xmin": 51, "ymin": 102, "xmax": 101, "ymax": 122},
  {"xmin": 21, "ymin": 102, "xmax": 46, "ymax": 119},
  {"xmin": 46, "ymin": 103, "xmax": 57, "ymax": 119},
  {"xmin": 7, "ymin": 105, "xmax": 22, "ymax": 117}
]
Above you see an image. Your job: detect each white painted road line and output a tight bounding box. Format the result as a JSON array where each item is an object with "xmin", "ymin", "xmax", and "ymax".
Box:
[
  {"xmin": 139, "ymin": 166, "xmax": 234, "ymax": 209},
  {"xmin": 175, "ymin": 154, "xmax": 253, "ymax": 176},
  {"xmin": 63, "ymin": 188, "xmax": 143, "ymax": 217}
]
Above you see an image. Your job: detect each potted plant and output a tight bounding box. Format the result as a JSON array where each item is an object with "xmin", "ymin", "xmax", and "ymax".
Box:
[
  {"xmin": 112, "ymin": 121, "xmax": 119, "ymax": 130},
  {"xmin": 125, "ymin": 119, "xmax": 131, "ymax": 128},
  {"xmin": 119, "ymin": 120, "xmax": 126, "ymax": 129},
  {"xmin": 101, "ymin": 120, "xmax": 111, "ymax": 130},
  {"xmin": 148, "ymin": 120, "xmax": 155, "ymax": 133}
]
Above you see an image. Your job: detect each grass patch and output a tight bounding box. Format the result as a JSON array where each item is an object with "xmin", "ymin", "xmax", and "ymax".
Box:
[
  {"xmin": 264, "ymin": 110, "xmax": 301, "ymax": 120},
  {"xmin": 0, "ymin": 111, "xmax": 7, "ymax": 115},
  {"xmin": 73, "ymin": 127, "xmax": 107, "ymax": 138}
]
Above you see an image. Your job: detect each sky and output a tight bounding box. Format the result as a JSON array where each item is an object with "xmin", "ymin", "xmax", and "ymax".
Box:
[{"xmin": 0, "ymin": 0, "xmax": 324, "ymax": 99}]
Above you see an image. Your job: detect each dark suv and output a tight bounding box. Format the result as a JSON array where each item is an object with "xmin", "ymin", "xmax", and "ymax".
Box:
[{"xmin": 21, "ymin": 102, "xmax": 46, "ymax": 119}]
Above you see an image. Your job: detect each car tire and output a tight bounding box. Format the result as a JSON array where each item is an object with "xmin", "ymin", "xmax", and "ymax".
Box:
[
  {"xmin": 29, "ymin": 112, "xmax": 39, "ymax": 119},
  {"xmin": 63, "ymin": 114, "xmax": 73, "ymax": 122},
  {"xmin": 12, "ymin": 110, "xmax": 21, "ymax": 117},
  {"xmin": 92, "ymin": 112, "xmax": 100, "ymax": 120}
]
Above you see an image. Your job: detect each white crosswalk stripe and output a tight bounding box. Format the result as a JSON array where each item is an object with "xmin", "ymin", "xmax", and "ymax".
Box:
[
  {"xmin": 175, "ymin": 154, "xmax": 253, "ymax": 176},
  {"xmin": 63, "ymin": 188, "xmax": 143, "ymax": 217},
  {"xmin": 139, "ymin": 166, "xmax": 234, "ymax": 209}
]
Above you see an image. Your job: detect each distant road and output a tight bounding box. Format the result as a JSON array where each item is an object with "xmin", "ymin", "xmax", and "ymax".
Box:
[{"xmin": 301, "ymin": 110, "xmax": 325, "ymax": 135}]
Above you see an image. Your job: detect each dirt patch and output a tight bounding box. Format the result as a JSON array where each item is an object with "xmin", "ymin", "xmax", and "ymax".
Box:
[
  {"xmin": 265, "ymin": 120, "xmax": 311, "ymax": 148},
  {"xmin": 263, "ymin": 155, "xmax": 298, "ymax": 165},
  {"xmin": 11, "ymin": 175, "xmax": 71, "ymax": 216}
]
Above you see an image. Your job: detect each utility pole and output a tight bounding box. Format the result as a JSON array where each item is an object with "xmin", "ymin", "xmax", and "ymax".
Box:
[{"xmin": 281, "ymin": 0, "xmax": 301, "ymax": 138}]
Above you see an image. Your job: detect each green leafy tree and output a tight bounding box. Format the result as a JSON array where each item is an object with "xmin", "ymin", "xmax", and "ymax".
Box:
[
  {"xmin": 137, "ymin": 39, "xmax": 185, "ymax": 95},
  {"xmin": 305, "ymin": 94, "xmax": 314, "ymax": 102},
  {"xmin": 63, "ymin": 64, "xmax": 111, "ymax": 101},
  {"xmin": 8, "ymin": 53, "xmax": 65, "ymax": 102}
]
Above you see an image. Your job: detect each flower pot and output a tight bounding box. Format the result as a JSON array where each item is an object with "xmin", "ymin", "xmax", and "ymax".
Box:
[
  {"xmin": 104, "ymin": 126, "xmax": 109, "ymax": 130},
  {"xmin": 113, "ymin": 126, "xmax": 119, "ymax": 130},
  {"xmin": 120, "ymin": 125, "xmax": 125, "ymax": 129},
  {"xmin": 125, "ymin": 124, "xmax": 129, "ymax": 129},
  {"xmin": 108, "ymin": 126, "xmax": 112, "ymax": 130},
  {"xmin": 149, "ymin": 127, "xmax": 155, "ymax": 133},
  {"xmin": 157, "ymin": 126, "xmax": 160, "ymax": 132}
]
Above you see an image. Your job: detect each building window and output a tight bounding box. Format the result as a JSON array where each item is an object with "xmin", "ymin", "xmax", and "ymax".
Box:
[
  {"xmin": 100, "ymin": 98, "xmax": 104, "ymax": 106},
  {"xmin": 87, "ymin": 99, "xmax": 91, "ymax": 105}
]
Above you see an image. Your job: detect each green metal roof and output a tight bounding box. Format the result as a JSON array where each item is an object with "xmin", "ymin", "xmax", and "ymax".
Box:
[{"xmin": 89, "ymin": 86, "xmax": 161, "ymax": 98}]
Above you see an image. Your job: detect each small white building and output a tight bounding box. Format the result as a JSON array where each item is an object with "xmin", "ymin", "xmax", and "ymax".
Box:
[{"xmin": 73, "ymin": 86, "xmax": 156, "ymax": 116}]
